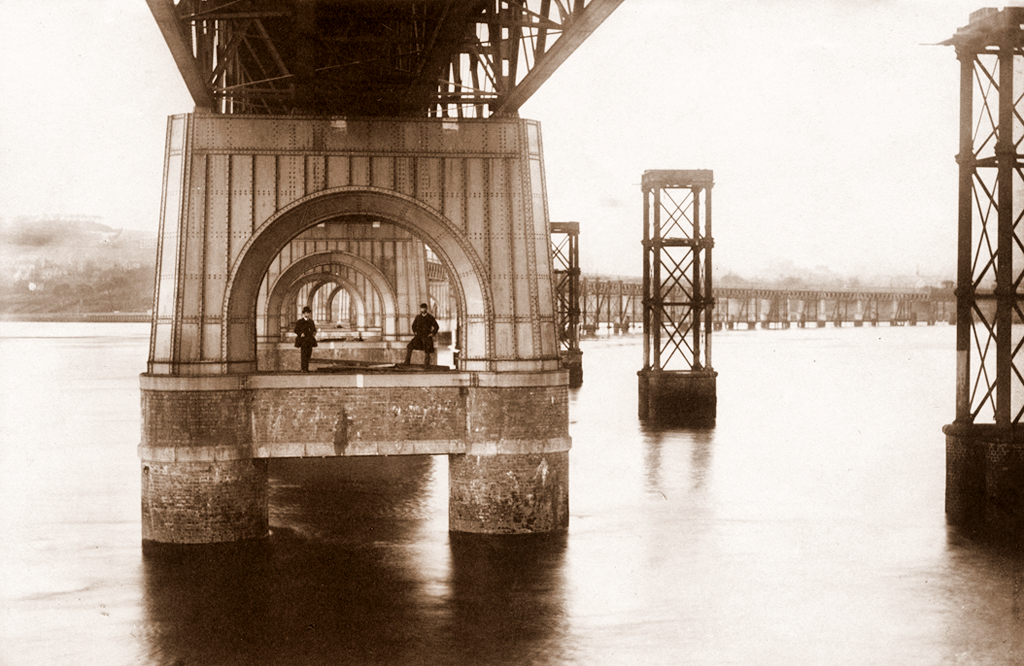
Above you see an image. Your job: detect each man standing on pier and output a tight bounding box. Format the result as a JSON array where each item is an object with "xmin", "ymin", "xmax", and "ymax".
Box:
[
  {"xmin": 294, "ymin": 306, "xmax": 318, "ymax": 372},
  {"xmin": 404, "ymin": 302, "xmax": 439, "ymax": 366}
]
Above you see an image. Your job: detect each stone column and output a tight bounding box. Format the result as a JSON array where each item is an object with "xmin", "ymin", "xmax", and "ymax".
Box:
[
  {"xmin": 139, "ymin": 376, "xmax": 268, "ymax": 547},
  {"xmin": 944, "ymin": 423, "xmax": 1024, "ymax": 542},
  {"xmin": 449, "ymin": 451, "xmax": 568, "ymax": 534},
  {"xmin": 141, "ymin": 458, "xmax": 268, "ymax": 547},
  {"xmin": 448, "ymin": 373, "xmax": 571, "ymax": 534}
]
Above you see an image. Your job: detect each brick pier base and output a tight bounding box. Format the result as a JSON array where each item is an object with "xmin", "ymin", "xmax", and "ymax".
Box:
[
  {"xmin": 944, "ymin": 423, "xmax": 1024, "ymax": 543},
  {"xmin": 560, "ymin": 350, "xmax": 584, "ymax": 388},
  {"xmin": 141, "ymin": 458, "xmax": 269, "ymax": 546},
  {"xmin": 448, "ymin": 451, "xmax": 569, "ymax": 534},
  {"xmin": 638, "ymin": 369, "xmax": 717, "ymax": 426},
  {"xmin": 139, "ymin": 370, "xmax": 570, "ymax": 545}
]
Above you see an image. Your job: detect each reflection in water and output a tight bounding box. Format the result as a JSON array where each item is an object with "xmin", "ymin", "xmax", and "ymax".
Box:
[
  {"xmin": 142, "ymin": 542, "xmax": 273, "ymax": 665},
  {"xmin": 447, "ymin": 533, "xmax": 568, "ymax": 665},
  {"xmin": 269, "ymin": 456, "xmax": 438, "ymax": 541},
  {"xmin": 643, "ymin": 428, "xmax": 715, "ymax": 494},
  {"xmin": 938, "ymin": 529, "xmax": 1024, "ymax": 661}
]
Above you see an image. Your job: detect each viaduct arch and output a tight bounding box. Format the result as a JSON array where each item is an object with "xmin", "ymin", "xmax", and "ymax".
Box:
[
  {"xmin": 322, "ymin": 281, "xmax": 366, "ymax": 328},
  {"xmin": 225, "ymin": 187, "xmax": 490, "ymax": 372},
  {"xmin": 296, "ymin": 274, "xmax": 367, "ymax": 329}
]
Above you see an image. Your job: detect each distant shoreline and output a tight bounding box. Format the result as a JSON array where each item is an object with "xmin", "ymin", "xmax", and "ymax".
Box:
[{"xmin": 0, "ymin": 312, "xmax": 150, "ymax": 323}]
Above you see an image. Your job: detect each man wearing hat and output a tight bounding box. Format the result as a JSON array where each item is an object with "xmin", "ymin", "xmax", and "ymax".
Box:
[
  {"xmin": 294, "ymin": 306, "xmax": 318, "ymax": 372},
  {"xmin": 404, "ymin": 302, "xmax": 439, "ymax": 366}
]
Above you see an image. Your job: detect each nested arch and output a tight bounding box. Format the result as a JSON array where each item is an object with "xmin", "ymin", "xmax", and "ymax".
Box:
[
  {"xmin": 225, "ymin": 187, "xmax": 491, "ymax": 368},
  {"xmin": 265, "ymin": 252, "xmax": 391, "ymax": 338},
  {"xmin": 313, "ymin": 277, "xmax": 368, "ymax": 328},
  {"xmin": 323, "ymin": 282, "xmax": 366, "ymax": 328},
  {"xmin": 283, "ymin": 273, "xmax": 369, "ymax": 331}
]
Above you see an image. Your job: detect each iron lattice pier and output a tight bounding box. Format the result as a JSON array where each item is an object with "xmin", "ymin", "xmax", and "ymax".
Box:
[
  {"xmin": 641, "ymin": 170, "xmax": 715, "ymax": 373},
  {"xmin": 638, "ymin": 170, "xmax": 717, "ymax": 425},
  {"xmin": 550, "ymin": 221, "xmax": 582, "ymax": 386},
  {"xmin": 944, "ymin": 8, "xmax": 1024, "ymax": 427},
  {"xmin": 942, "ymin": 8, "xmax": 1024, "ymax": 541}
]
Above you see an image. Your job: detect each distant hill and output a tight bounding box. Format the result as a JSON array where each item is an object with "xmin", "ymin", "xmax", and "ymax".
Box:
[{"xmin": 0, "ymin": 216, "xmax": 157, "ymax": 315}]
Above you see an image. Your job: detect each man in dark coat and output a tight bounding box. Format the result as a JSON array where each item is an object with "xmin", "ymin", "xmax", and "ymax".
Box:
[
  {"xmin": 294, "ymin": 306, "xmax": 318, "ymax": 372},
  {"xmin": 404, "ymin": 302, "xmax": 439, "ymax": 366}
]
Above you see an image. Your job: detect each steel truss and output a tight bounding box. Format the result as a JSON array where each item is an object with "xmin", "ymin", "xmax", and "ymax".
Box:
[
  {"xmin": 641, "ymin": 170, "xmax": 715, "ymax": 372},
  {"xmin": 945, "ymin": 9, "xmax": 1024, "ymax": 426},
  {"xmin": 147, "ymin": 0, "xmax": 623, "ymax": 117}
]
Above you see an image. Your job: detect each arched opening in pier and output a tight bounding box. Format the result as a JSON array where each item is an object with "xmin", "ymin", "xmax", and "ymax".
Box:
[
  {"xmin": 226, "ymin": 187, "xmax": 492, "ymax": 372},
  {"xmin": 260, "ymin": 249, "xmax": 398, "ymax": 341},
  {"xmin": 281, "ymin": 269, "xmax": 373, "ymax": 333},
  {"xmin": 299, "ymin": 275, "xmax": 368, "ymax": 330},
  {"xmin": 321, "ymin": 282, "xmax": 365, "ymax": 328}
]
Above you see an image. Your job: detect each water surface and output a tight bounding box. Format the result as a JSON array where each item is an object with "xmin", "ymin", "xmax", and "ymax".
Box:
[{"xmin": 1, "ymin": 322, "xmax": 1021, "ymax": 665}]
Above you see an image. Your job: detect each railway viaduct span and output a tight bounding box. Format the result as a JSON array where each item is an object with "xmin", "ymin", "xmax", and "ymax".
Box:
[
  {"xmin": 140, "ymin": 0, "xmax": 623, "ymax": 547},
  {"xmin": 554, "ymin": 276, "xmax": 955, "ymax": 334}
]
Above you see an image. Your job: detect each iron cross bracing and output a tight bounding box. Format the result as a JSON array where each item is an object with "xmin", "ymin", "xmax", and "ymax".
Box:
[
  {"xmin": 944, "ymin": 7, "xmax": 1024, "ymax": 427},
  {"xmin": 147, "ymin": 0, "xmax": 623, "ymax": 117},
  {"xmin": 641, "ymin": 170, "xmax": 715, "ymax": 373}
]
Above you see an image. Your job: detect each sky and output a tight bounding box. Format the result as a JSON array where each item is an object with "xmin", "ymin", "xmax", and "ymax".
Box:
[{"xmin": 0, "ymin": 0, "xmax": 1000, "ymax": 280}]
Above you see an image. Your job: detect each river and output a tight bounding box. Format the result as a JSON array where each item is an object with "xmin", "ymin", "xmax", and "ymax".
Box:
[{"xmin": 0, "ymin": 322, "xmax": 1021, "ymax": 665}]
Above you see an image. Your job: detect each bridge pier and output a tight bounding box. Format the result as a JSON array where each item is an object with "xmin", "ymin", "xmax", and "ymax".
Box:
[
  {"xmin": 140, "ymin": 370, "xmax": 571, "ymax": 545},
  {"xmin": 450, "ymin": 375, "xmax": 570, "ymax": 533},
  {"xmin": 139, "ymin": 379, "xmax": 268, "ymax": 547},
  {"xmin": 639, "ymin": 170, "xmax": 717, "ymax": 426},
  {"xmin": 141, "ymin": 114, "xmax": 570, "ymax": 546},
  {"xmin": 550, "ymin": 222, "xmax": 584, "ymax": 389},
  {"xmin": 449, "ymin": 451, "xmax": 569, "ymax": 533},
  {"xmin": 943, "ymin": 10, "xmax": 1024, "ymax": 543},
  {"xmin": 142, "ymin": 459, "xmax": 269, "ymax": 547},
  {"xmin": 560, "ymin": 349, "xmax": 584, "ymax": 388}
]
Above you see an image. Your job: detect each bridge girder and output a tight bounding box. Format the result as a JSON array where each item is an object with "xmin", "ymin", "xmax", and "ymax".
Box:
[{"xmin": 147, "ymin": 0, "xmax": 623, "ymax": 117}]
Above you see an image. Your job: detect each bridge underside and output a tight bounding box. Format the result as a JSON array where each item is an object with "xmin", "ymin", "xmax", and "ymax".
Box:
[{"xmin": 147, "ymin": 0, "xmax": 624, "ymax": 118}]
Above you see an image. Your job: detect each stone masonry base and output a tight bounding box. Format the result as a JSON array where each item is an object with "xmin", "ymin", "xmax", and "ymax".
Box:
[
  {"xmin": 944, "ymin": 423, "xmax": 1024, "ymax": 543},
  {"xmin": 448, "ymin": 451, "xmax": 569, "ymax": 534},
  {"xmin": 638, "ymin": 369, "xmax": 718, "ymax": 426},
  {"xmin": 141, "ymin": 458, "xmax": 269, "ymax": 545},
  {"xmin": 139, "ymin": 371, "xmax": 570, "ymax": 544}
]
